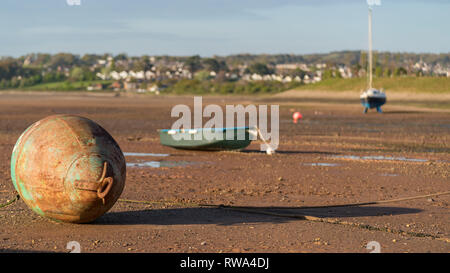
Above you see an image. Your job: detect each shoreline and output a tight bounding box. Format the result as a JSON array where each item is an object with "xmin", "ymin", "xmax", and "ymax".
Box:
[{"xmin": 1, "ymin": 89, "xmax": 449, "ymax": 112}]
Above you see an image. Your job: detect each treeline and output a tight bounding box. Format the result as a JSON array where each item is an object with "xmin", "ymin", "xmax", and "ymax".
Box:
[
  {"xmin": 0, "ymin": 54, "xmax": 99, "ymax": 89},
  {"xmin": 221, "ymin": 51, "xmax": 450, "ymax": 67},
  {"xmin": 0, "ymin": 63, "xmax": 67, "ymax": 89}
]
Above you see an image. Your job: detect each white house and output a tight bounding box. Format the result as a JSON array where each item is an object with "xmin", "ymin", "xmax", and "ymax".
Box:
[
  {"xmin": 110, "ymin": 71, "xmax": 121, "ymax": 80},
  {"xmin": 96, "ymin": 72, "xmax": 106, "ymax": 80},
  {"xmin": 145, "ymin": 71, "xmax": 156, "ymax": 80},
  {"xmin": 135, "ymin": 71, "xmax": 145, "ymax": 79},
  {"xmin": 251, "ymin": 73, "xmax": 263, "ymax": 81},
  {"xmin": 229, "ymin": 73, "xmax": 238, "ymax": 80},
  {"xmin": 313, "ymin": 75, "xmax": 322, "ymax": 82},
  {"xmin": 119, "ymin": 71, "xmax": 128, "ymax": 79},
  {"xmin": 283, "ymin": 76, "xmax": 292, "ymax": 83},
  {"xmin": 272, "ymin": 75, "xmax": 283, "ymax": 82},
  {"xmin": 303, "ymin": 74, "xmax": 311, "ymax": 84},
  {"xmin": 128, "ymin": 71, "xmax": 137, "ymax": 78},
  {"xmin": 148, "ymin": 84, "xmax": 160, "ymax": 93}
]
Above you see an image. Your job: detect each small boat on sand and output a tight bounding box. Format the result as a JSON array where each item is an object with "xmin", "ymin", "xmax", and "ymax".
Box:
[
  {"xmin": 360, "ymin": 88, "xmax": 386, "ymax": 113},
  {"xmin": 361, "ymin": 1, "xmax": 387, "ymax": 114},
  {"xmin": 158, "ymin": 127, "xmax": 254, "ymax": 151}
]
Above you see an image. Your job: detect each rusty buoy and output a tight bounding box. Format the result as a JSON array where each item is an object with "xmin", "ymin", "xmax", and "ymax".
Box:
[{"xmin": 11, "ymin": 115, "xmax": 126, "ymax": 223}]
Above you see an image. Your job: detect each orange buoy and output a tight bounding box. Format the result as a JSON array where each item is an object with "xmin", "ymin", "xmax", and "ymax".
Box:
[
  {"xmin": 293, "ymin": 112, "xmax": 302, "ymax": 123},
  {"xmin": 11, "ymin": 115, "xmax": 126, "ymax": 223}
]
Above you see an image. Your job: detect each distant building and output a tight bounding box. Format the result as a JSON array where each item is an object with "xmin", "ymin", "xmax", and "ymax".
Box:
[
  {"xmin": 276, "ymin": 63, "xmax": 308, "ymax": 71},
  {"xmin": 87, "ymin": 83, "xmax": 103, "ymax": 91},
  {"xmin": 229, "ymin": 73, "xmax": 238, "ymax": 80},
  {"xmin": 303, "ymin": 74, "xmax": 311, "ymax": 84},
  {"xmin": 313, "ymin": 75, "xmax": 322, "ymax": 83},
  {"xmin": 283, "ymin": 76, "xmax": 292, "ymax": 83},
  {"xmin": 109, "ymin": 81, "xmax": 122, "ymax": 91},
  {"xmin": 272, "ymin": 75, "xmax": 283, "ymax": 82},
  {"xmin": 251, "ymin": 73, "xmax": 263, "ymax": 81},
  {"xmin": 96, "ymin": 72, "xmax": 106, "ymax": 80},
  {"xmin": 147, "ymin": 84, "xmax": 160, "ymax": 93},
  {"xmin": 23, "ymin": 56, "xmax": 33, "ymax": 66},
  {"xmin": 119, "ymin": 71, "xmax": 128, "ymax": 79},
  {"xmin": 123, "ymin": 81, "xmax": 137, "ymax": 91},
  {"xmin": 145, "ymin": 71, "xmax": 156, "ymax": 80},
  {"xmin": 109, "ymin": 71, "xmax": 120, "ymax": 80}
]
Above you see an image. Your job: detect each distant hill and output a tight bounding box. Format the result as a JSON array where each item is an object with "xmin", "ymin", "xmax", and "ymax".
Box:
[
  {"xmin": 220, "ymin": 51, "xmax": 450, "ymax": 67},
  {"xmin": 3, "ymin": 50, "xmax": 450, "ymax": 68}
]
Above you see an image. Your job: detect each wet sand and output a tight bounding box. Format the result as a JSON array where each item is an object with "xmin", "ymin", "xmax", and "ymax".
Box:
[{"xmin": 0, "ymin": 91, "xmax": 448, "ymax": 253}]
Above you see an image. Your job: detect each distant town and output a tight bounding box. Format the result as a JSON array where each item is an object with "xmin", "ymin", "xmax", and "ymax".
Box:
[{"xmin": 0, "ymin": 51, "xmax": 449, "ymax": 93}]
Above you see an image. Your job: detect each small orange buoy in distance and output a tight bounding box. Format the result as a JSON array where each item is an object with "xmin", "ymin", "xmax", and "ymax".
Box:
[{"xmin": 293, "ymin": 112, "xmax": 302, "ymax": 123}]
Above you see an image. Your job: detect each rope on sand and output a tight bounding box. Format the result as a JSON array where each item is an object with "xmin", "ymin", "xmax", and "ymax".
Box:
[
  {"xmin": 118, "ymin": 190, "xmax": 450, "ymax": 210},
  {"xmin": 0, "ymin": 194, "xmax": 20, "ymax": 209},
  {"xmin": 211, "ymin": 190, "xmax": 450, "ymax": 210},
  {"xmin": 118, "ymin": 198, "xmax": 202, "ymax": 208},
  {"xmin": 254, "ymin": 126, "xmax": 275, "ymax": 155},
  {"xmin": 3, "ymin": 190, "xmax": 448, "ymax": 211},
  {"xmin": 4, "ymin": 190, "xmax": 447, "ymax": 210}
]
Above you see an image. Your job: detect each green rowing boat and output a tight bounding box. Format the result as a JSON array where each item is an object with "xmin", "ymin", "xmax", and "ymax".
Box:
[{"xmin": 158, "ymin": 127, "xmax": 254, "ymax": 151}]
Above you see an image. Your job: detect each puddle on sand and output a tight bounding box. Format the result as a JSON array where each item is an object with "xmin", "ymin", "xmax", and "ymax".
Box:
[
  {"xmin": 380, "ymin": 173, "xmax": 399, "ymax": 177},
  {"xmin": 124, "ymin": 152, "xmax": 199, "ymax": 168},
  {"xmin": 331, "ymin": 155, "xmax": 428, "ymax": 163},
  {"xmin": 124, "ymin": 152, "xmax": 170, "ymax": 157},
  {"xmin": 126, "ymin": 161, "xmax": 194, "ymax": 168},
  {"xmin": 436, "ymin": 160, "xmax": 450, "ymax": 164},
  {"xmin": 303, "ymin": 163, "xmax": 340, "ymax": 167}
]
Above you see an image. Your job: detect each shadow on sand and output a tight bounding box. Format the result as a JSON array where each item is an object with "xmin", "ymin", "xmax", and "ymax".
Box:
[
  {"xmin": 0, "ymin": 249, "xmax": 59, "ymax": 253},
  {"xmin": 94, "ymin": 205, "xmax": 422, "ymax": 226},
  {"xmin": 382, "ymin": 110, "xmax": 425, "ymax": 114}
]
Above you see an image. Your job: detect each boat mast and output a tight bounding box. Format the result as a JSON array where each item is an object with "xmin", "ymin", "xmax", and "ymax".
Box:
[{"xmin": 368, "ymin": 6, "xmax": 373, "ymax": 90}]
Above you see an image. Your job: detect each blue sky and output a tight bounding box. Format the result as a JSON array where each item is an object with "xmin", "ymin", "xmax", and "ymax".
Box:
[{"xmin": 1, "ymin": 0, "xmax": 449, "ymax": 57}]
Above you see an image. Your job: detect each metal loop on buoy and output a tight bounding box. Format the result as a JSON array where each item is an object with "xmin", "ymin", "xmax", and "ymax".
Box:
[
  {"xmin": 97, "ymin": 177, "xmax": 113, "ymax": 200},
  {"xmin": 97, "ymin": 162, "xmax": 114, "ymax": 204}
]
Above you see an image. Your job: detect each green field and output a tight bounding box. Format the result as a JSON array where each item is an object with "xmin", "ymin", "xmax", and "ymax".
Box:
[
  {"xmin": 295, "ymin": 77, "xmax": 450, "ymax": 94},
  {"xmin": 22, "ymin": 80, "xmax": 113, "ymax": 91},
  {"xmin": 9, "ymin": 77, "xmax": 450, "ymax": 95}
]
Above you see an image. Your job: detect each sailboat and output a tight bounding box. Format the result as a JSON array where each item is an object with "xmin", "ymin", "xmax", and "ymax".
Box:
[{"xmin": 360, "ymin": 0, "xmax": 386, "ymax": 113}]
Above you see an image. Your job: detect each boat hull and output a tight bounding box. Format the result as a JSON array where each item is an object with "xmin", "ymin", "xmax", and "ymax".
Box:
[
  {"xmin": 360, "ymin": 96, "xmax": 386, "ymax": 109},
  {"xmin": 159, "ymin": 127, "xmax": 253, "ymax": 151}
]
